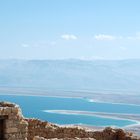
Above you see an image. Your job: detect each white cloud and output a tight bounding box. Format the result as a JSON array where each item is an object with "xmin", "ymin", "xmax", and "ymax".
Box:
[
  {"xmin": 21, "ymin": 44, "xmax": 30, "ymax": 48},
  {"xmin": 61, "ymin": 34, "xmax": 78, "ymax": 40},
  {"xmin": 94, "ymin": 33, "xmax": 140, "ymax": 41},
  {"xmin": 94, "ymin": 34, "xmax": 116, "ymax": 41},
  {"xmin": 127, "ymin": 33, "xmax": 140, "ymax": 40}
]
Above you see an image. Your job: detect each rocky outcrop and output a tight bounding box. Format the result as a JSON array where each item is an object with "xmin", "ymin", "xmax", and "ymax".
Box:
[{"xmin": 0, "ymin": 102, "xmax": 139, "ymax": 140}]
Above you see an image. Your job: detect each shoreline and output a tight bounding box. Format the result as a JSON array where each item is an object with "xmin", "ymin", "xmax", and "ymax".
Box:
[
  {"xmin": 1, "ymin": 87, "xmax": 140, "ymax": 105},
  {"xmin": 43, "ymin": 110, "xmax": 140, "ymax": 127},
  {"xmin": 0, "ymin": 92, "xmax": 140, "ymax": 107}
]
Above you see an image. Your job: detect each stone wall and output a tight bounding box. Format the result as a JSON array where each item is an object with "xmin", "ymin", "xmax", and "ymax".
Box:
[
  {"xmin": 0, "ymin": 102, "xmax": 28, "ymax": 140},
  {"xmin": 26, "ymin": 119, "xmax": 140, "ymax": 140}
]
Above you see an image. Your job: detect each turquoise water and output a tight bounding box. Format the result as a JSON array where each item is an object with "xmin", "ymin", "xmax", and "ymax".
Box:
[{"xmin": 0, "ymin": 95, "xmax": 139, "ymax": 127}]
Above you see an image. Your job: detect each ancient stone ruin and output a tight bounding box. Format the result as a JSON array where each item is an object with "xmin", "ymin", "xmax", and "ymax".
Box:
[
  {"xmin": 0, "ymin": 101, "xmax": 139, "ymax": 140},
  {"xmin": 0, "ymin": 102, "xmax": 28, "ymax": 140}
]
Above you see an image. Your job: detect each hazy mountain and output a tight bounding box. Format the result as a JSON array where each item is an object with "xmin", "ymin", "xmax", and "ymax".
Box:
[{"xmin": 0, "ymin": 59, "xmax": 140, "ymax": 92}]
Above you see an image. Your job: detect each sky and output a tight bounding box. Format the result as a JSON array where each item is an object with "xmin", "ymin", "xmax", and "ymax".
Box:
[{"xmin": 0, "ymin": 0, "xmax": 140, "ymax": 60}]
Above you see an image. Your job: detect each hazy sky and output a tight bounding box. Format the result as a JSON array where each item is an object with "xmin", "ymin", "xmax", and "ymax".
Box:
[{"xmin": 0, "ymin": 0, "xmax": 140, "ymax": 60}]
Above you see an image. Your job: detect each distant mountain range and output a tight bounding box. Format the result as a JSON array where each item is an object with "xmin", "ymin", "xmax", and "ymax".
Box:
[{"xmin": 0, "ymin": 59, "xmax": 140, "ymax": 92}]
